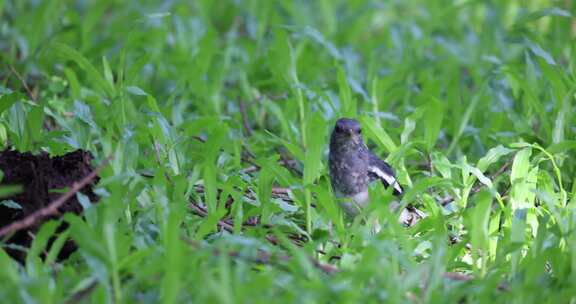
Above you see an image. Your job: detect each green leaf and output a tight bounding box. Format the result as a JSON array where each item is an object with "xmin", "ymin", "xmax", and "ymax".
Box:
[
  {"xmin": 508, "ymin": 147, "xmax": 539, "ymax": 241},
  {"xmin": 400, "ymin": 176, "xmax": 452, "ymax": 206},
  {"xmin": 26, "ymin": 221, "xmax": 59, "ymax": 266},
  {"xmin": 264, "ymin": 130, "xmax": 304, "ymax": 161},
  {"xmin": 447, "ymin": 92, "xmax": 481, "ymax": 155},
  {"xmin": 526, "ymin": 40, "xmax": 556, "ymax": 66},
  {"xmin": 511, "ymin": 209, "xmax": 527, "ymax": 243},
  {"xmin": 268, "ymin": 30, "xmax": 292, "ymax": 84},
  {"xmin": 126, "ymin": 86, "xmax": 146, "ymax": 96},
  {"xmin": 400, "ymin": 114, "xmax": 416, "ymax": 145},
  {"xmin": 514, "ymin": 7, "xmax": 571, "ymax": 26},
  {"xmin": 52, "ymin": 42, "xmax": 115, "ymax": 97},
  {"xmin": 303, "ymin": 113, "xmax": 325, "ymax": 185},
  {"xmin": 431, "ymin": 152, "xmax": 452, "ymax": 179},
  {"xmin": 546, "ymin": 140, "xmax": 576, "ymax": 154},
  {"xmin": 0, "ymin": 250, "xmax": 19, "ymax": 284},
  {"xmin": 0, "ymin": 123, "xmax": 6, "ymax": 148},
  {"xmin": 64, "ymin": 67, "xmax": 81, "ymax": 99},
  {"xmin": 0, "ymin": 92, "xmax": 23, "ymax": 114},
  {"xmin": 337, "ymin": 66, "xmax": 356, "ymax": 118},
  {"xmin": 424, "ymin": 98, "xmax": 444, "ymax": 150},
  {"xmin": 257, "ymin": 157, "xmax": 276, "ymax": 222},
  {"xmin": 202, "ymin": 126, "xmax": 227, "ymax": 212},
  {"xmin": 65, "ymin": 213, "xmax": 109, "ymax": 265},
  {"xmin": 74, "ymin": 100, "xmax": 97, "ymax": 128},
  {"xmin": 477, "ymin": 145, "xmax": 514, "ymax": 172},
  {"xmin": 510, "ymin": 148, "xmax": 532, "ymax": 184},
  {"xmin": 463, "ymin": 163, "xmax": 494, "ymax": 191},
  {"xmin": 469, "ymin": 190, "xmax": 491, "ymax": 265},
  {"xmin": 26, "ymin": 104, "xmax": 44, "ymax": 145},
  {"xmin": 552, "ymin": 93, "xmax": 571, "ymax": 144},
  {"xmin": 0, "ymin": 185, "xmax": 22, "ymax": 198},
  {"xmin": 161, "ymin": 206, "xmax": 184, "ymax": 304},
  {"xmin": 44, "ymin": 229, "xmax": 70, "ymax": 265},
  {"xmin": 102, "ymin": 56, "xmax": 115, "ymax": 89},
  {"xmin": 360, "ymin": 116, "xmax": 397, "ymax": 153},
  {"xmin": 0, "ymin": 200, "xmax": 22, "ymax": 209}
]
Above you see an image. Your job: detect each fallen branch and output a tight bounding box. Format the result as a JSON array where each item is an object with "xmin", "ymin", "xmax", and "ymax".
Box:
[
  {"xmin": 193, "ymin": 184, "xmax": 293, "ymax": 203},
  {"xmin": 0, "ymin": 156, "xmax": 111, "ymax": 238},
  {"xmin": 440, "ymin": 160, "xmax": 511, "ymax": 207},
  {"xmin": 65, "ymin": 279, "xmax": 99, "ymax": 304},
  {"xmin": 441, "ymin": 272, "xmax": 508, "ymax": 291},
  {"xmin": 188, "ymin": 203, "xmax": 235, "ymax": 232},
  {"xmin": 228, "ymin": 248, "xmax": 337, "ymax": 274},
  {"xmin": 188, "ymin": 201, "xmax": 307, "ymax": 247},
  {"xmin": 182, "ymin": 237, "xmax": 336, "ymax": 275},
  {"xmin": 152, "ymin": 141, "xmax": 173, "ymax": 183},
  {"xmin": 8, "ymin": 64, "xmax": 37, "ymax": 102},
  {"xmin": 240, "ymin": 159, "xmax": 299, "ymax": 174},
  {"xmin": 442, "ymin": 271, "xmax": 472, "ymax": 281},
  {"xmin": 238, "ymin": 99, "xmax": 253, "ymax": 136},
  {"xmin": 187, "ymin": 237, "xmax": 496, "ymax": 279}
]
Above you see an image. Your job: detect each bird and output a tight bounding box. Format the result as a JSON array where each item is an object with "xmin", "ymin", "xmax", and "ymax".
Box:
[{"xmin": 328, "ymin": 118, "xmax": 414, "ymax": 223}]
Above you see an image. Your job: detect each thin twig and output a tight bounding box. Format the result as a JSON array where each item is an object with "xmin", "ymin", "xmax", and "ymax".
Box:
[
  {"xmin": 442, "ymin": 272, "xmax": 508, "ymax": 291},
  {"xmin": 443, "ymin": 272, "xmax": 473, "ymax": 281},
  {"xmin": 426, "ymin": 153, "xmax": 433, "ymax": 176},
  {"xmin": 188, "ymin": 200, "xmax": 307, "ymax": 247},
  {"xmin": 8, "ymin": 64, "xmax": 36, "ymax": 101},
  {"xmin": 311, "ymin": 258, "xmax": 338, "ymax": 274},
  {"xmin": 0, "ymin": 156, "xmax": 111, "ymax": 238},
  {"xmin": 65, "ymin": 279, "xmax": 99, "ymax": 304},
  {"xmin": 255, "ymin": 91, "xmax": 288, "ymax": 102},
  {"xmin": 278, "ymin": 149, "xmax": 303, "ymax": 176},
  {"xmin": 182, "ymin": 236, "xmax": 336, "ymax": 275},
  {"xmin": 188, "ymin": 203, "xmax": 235, "ymax": 232},
  {"xmin": 238, "ymin": 99, "xmax": 253, "ymax": 136},
  {"xmin": 239, "ymin": 164, "xmax": 261, "ymax": 174},
  {"xmin": 192, "ymin": 136, "xmax": 206, "ymax": 143},
  {"xmin": 240, "ymin": 159, "xmax": 299, "ymax": 174},
  {"xmin": 183, "ymin": 218, "xmax": 508, "ymax": 284},
  {"xmin": 193, "ymin": 184, "xmax": 293, "ymax": 203},
  {"xmin": 440, "ymin": 160, "xmax": 511, "ymax": 206},
  {"xmin": 152, "ymin": 141, "xmax": 173, "ymax": 183}
]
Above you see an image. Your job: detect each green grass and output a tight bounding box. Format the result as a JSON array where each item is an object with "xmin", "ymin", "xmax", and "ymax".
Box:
[{"xmin": 1, "ymin": 0, "xmax": 575, "ymax": 303}]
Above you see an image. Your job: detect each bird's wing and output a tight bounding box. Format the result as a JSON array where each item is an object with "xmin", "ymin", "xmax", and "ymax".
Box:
[{"xmin": 367, "ymin": 152, "xmax": 403, "ymax": 195}]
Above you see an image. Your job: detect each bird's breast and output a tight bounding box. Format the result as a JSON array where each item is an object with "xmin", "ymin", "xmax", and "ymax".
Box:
[{"xmin": 329, "ymin": 151, "xmax": 369, "ymax": 196}]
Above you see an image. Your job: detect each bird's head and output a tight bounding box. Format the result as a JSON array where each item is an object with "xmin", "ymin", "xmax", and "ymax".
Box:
[{"xmin": 330, "ymin": 118, "xmax": 364, "ymax": 149}]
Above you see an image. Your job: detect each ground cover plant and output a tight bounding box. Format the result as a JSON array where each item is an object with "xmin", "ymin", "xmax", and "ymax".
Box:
[{"xmin": 0, "ymin": 0, "xmax": 575, "ymax": 303}]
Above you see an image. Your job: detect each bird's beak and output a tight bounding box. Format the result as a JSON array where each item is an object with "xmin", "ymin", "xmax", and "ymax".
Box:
[{"xmin": 350, "ymin": 131, "xmax": 360, "ymax": 144}]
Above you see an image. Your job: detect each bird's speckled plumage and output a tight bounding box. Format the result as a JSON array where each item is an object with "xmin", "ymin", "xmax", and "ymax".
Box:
[{"xmin": 328, "ymin": 118, "xmax": 402, "ymax": 217}]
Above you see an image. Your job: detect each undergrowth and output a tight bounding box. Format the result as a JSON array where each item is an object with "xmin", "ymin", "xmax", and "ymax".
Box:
[{"xmin": 0, "ymin": 1, "xmax": 575, "ymax": 303}]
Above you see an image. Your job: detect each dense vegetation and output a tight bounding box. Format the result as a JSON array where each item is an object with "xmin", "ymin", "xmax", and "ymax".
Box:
[{"xmin": 1, "ymin": 0, "xmax": 575, "ymax": 302}]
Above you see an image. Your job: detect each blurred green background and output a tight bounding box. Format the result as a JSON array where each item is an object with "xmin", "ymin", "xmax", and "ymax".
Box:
[{"xmin": 0, "ymin": 0, "xmax": 575, "ymax": 303}]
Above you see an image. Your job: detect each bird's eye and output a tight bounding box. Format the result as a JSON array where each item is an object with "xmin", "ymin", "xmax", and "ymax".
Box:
[
  {"xmin": 335, "ymin": 125, "xmax": 344, "ymax": 133},
  {"xmin": 357, "ymin": 129, "xmax": 362, "ymax": 134}
]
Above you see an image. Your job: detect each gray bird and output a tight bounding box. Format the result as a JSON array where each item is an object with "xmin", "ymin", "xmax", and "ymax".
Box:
[{"xmin": 328, "ymin": 118, "xmax": 403, "ymax": 218}]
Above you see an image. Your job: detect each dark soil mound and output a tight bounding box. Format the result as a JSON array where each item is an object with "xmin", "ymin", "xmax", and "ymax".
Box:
[{"xmin": 0, "ymin": 149, "xmax": 99, "ymax": 261}]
